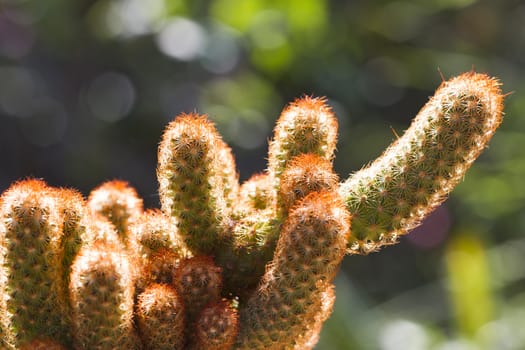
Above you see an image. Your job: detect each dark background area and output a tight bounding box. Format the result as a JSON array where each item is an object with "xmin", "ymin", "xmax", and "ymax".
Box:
[{"xmin": 1, "ymin": 0, "xmax": 525, "ymax": 348}]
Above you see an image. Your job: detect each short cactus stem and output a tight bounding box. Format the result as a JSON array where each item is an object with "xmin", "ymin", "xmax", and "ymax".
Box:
[
  {"xmin": 268, "ymin": 96, "xmax": 338, "ymax": 182},
  {"xmin": 172, "ymin": 256, "xmax": 223, "ymax": 323},
  {"xmin": 129, "ymin": 209, "xmax": 187, "ymax": 260},
  {"xmin": 69, "ymin": 242, "xmax": 140, "ymax": 349},
  {"xmin": 193, "ymin": 299, "xmax": 239, "ymax": 350},
  {"xmin": 87, "ymin": 180, "xmax": 143, "ymax": 243},
  {"xmin": 136, "ymin": 283, "xmax": 185, "ymax": 350},
  {"xmin": 142, "ymin": 249, "xmax": 181, "ymax": 288},
  {"xmin": 278, "ymin": 153, "xmax": 339, "ymax": 213},
  {"xmin": 237, "ymin": 173, "xmax": 274, "ymax": 212},
  {"xmin": 340, "ymin": 72, "xmax": 504, "ymax": 254}
]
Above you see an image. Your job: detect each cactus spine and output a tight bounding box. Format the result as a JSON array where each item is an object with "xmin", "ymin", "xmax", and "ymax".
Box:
[{"xmin": 0, "ymin": 71, "xmax": 505, "ymax": 349}]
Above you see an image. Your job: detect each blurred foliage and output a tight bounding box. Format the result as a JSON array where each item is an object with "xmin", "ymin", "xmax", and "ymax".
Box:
[{"xmin": 1, "ymin": 0, "xmax": 524, "ymax": 349}]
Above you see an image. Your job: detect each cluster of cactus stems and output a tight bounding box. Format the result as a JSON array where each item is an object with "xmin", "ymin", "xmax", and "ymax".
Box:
[{"xmin": 0, "ymin": 72, "xmax": 504, "ymax": 349}]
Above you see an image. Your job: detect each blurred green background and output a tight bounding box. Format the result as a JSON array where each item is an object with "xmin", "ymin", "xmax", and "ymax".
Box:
[{"xmin": 1, "ymin": 0, "xmax": 524, "ymax": 349}]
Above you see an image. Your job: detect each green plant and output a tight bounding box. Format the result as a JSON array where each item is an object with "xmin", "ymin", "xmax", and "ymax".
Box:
[{"xmin": 0, "ymin": 71, "xmax": 503, "ymax": 349}]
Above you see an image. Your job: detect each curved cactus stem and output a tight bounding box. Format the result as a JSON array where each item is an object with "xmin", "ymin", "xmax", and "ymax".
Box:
[{"xmin": 340, "ymin": 72, "xmax": 504, "ymax": 254}]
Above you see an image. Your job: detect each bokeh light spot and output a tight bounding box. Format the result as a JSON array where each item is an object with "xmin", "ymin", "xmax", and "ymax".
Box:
[
  {"xmin": 156, "ymin": 18, "xmax": 206, "ymax": 61},
  {"xmin": 379, "ymin": 319, "xmax": 429, "ymax": 350},
  {"xmin": 86, "ymin": 72, "xmax": 136, "ymax": 123},
  {"xmin": 200, "ymin": 27, "xmax": 240, "ymax": 74}
]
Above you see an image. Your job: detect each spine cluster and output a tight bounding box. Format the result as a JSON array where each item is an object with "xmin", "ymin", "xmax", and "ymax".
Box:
[{"xmin": 0, "ymin": 72, "xmax": 504, "ymax": 349}]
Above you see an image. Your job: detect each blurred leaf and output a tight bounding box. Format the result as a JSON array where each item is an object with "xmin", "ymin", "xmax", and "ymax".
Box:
[{"xmin": 445, "ymin": 233, "xmax": 494, "ymax": 339}]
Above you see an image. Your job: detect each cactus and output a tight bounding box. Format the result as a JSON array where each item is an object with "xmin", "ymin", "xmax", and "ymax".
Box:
[
  {"xmin": 193, "ymin": 300, "xmax": 239, "ymax": 350},
  {"xmin": 69, "ymin": 241, "xmax": 140, "ymax": 349},
  {"xmin": 136, "ymin": 283, "xmax": 185, "ymax": 349},
  {"xmin": 0, "ymin": 71, "xmax": 504, "ymax": 349},
  {"xmin": 340, "ymin": 72, "xmax": 504, "ymax": 253},
  {"xmin": 0, "ymin": 180, "xmax": 69, "ymax": 347}
]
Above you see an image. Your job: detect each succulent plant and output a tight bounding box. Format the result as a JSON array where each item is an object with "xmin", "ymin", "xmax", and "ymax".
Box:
[{"xmin": 0, "ymin": 71, "xmax": 504, "ymax": 349}]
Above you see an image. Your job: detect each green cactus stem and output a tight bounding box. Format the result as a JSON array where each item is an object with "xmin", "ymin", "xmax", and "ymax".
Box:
[
  {"xmin": 157, "ymin": 113, "xmax": 239, "ymax": 256},
  {"xmin": 235, "ymin": 191, "xmax": 350, "ymax": 349},
  {"xmin": 129, "ymin": 209, "xmax": 187, "ymax": 260},
  {"xmin": 0, "ymin": 179, "xmax": 68, "ymax": 347},
  {"xmin": 340, "ymin": 72, "xmax": 504, "ymax": 254},
  {"xmin": 237, "ymin": 173, "xmax": 273, "ymax": 213},
  {"xmin": 69, "ymin": 241, "xmax": 140, "ymax": 349},
  {"xmin": 268, "ymin": 96, "xmax": 338, "ymax": 182},
  {"xmin": 136, "ymin": 283, "xmax": 185, "ymax": 350},
  {"xmin": 87, "ymin": 180, "xmax": 143, "ymax": 243}
]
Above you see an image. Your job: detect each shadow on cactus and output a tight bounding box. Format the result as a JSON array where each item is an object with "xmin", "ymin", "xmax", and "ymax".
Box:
[{"xmin": 0, "ymin": 72, "xmax": 504, "ymax": 349}]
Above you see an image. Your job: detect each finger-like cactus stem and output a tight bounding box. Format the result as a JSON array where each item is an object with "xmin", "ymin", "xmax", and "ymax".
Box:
[
  {"xmin": 293, "ymin": 285, "xmax": 336, "ymax": 350},
  {"xmin": 0, "ymin": 179, "xmax": 68, "ymax": 346},
  {"xmin": 52, "ymin": 188, "xmax": 88, "ymax": 346},
  {"xmin": 157, "ymin": 113, "xmax": 238, "ymax": 255},
  {"xmin": 136, "ymin": 283, "xmax": 185, "ymax": 350},
  {"xmin": 268, "ymin": 96, "xmax": 338, "ymax": 182},
  {"xmin": 70, "ymin": 242, "xmax": 140, "ymax": 349},
  {"xmin": 340, "ymin": 72, "xmax": 504, "ymax": 254},
  {"xmin": 235, "ymin": 191, "xmax": 350, "ymax": 349}
]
